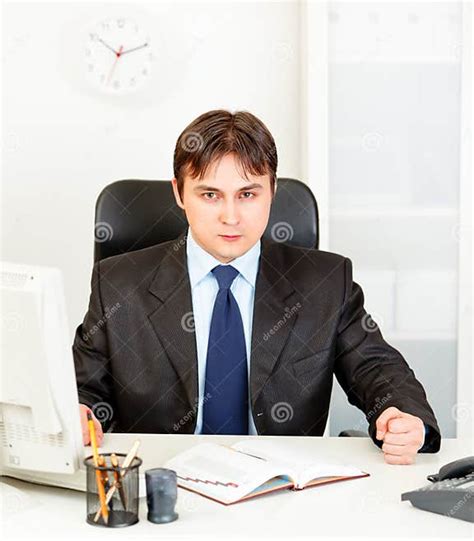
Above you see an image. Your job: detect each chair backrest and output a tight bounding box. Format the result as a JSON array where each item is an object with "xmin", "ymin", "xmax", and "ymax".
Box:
[{"xmin": 94, "ymin": 178, "xmax": 319, "ymax": 262}]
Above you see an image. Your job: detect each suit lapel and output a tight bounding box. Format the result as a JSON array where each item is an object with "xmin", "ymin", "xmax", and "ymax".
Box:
[
  {"xmin": 147, "ymin": 231, "xmax": 303, "ymax": 417},
  {"xmin": 147, "ymin": 231, "xmax": 198, "ymax": 412},
  {"xmin": 249, "ymin": 238, "xmax": 303, "ymax": 408}
]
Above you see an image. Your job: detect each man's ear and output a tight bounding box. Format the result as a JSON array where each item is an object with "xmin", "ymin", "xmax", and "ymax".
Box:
[{"xmin": 171, "ymin": 178, "xmax": 185, "ymax": 210}]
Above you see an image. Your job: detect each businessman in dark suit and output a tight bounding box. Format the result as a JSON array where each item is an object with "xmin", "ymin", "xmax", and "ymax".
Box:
[{"xmin": 74, "ymin": 109, "xmax": 441, "ymax": 464}]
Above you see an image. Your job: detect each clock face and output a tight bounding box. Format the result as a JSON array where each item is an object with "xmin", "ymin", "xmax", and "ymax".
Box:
[{"xmin": 84, "ymin": 18, "xmax": 152, "ymax": 94}]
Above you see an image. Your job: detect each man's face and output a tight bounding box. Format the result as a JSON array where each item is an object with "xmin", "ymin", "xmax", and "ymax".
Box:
[{"xmin": 172, "ymin": 153, "xmax": 275, "ymax": 263}]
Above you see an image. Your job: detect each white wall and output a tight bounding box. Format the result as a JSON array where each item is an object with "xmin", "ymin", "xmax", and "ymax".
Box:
[{"xmin": 2, "ymin": 0, "xmax": 301, "ymax": 337}]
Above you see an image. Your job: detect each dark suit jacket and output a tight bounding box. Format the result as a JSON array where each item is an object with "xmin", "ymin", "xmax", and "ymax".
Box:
[{"xmin": 73, "ymin": 230, "xmax": 441, "ymax": 452}]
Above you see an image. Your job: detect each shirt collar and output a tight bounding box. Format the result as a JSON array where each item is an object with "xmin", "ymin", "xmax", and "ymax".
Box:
[{"xmin": 186, "ymin": 226, "xmax": 261, "ymax": 289}]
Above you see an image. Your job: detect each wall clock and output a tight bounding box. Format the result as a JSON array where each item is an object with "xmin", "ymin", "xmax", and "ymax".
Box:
[{"xmin": 84, "ymin": 17, "xmax": 152, "ymax": 94}]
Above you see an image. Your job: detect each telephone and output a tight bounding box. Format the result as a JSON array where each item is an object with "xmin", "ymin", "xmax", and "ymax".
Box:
[{"xmin": 401, "ymin": 456, "xmax": 474, "ymax": 523}]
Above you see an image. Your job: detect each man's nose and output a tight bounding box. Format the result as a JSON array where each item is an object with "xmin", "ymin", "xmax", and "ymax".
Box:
[{"xmin": 220, "ymin": 201, "xmax": 240, "ymax": 224}]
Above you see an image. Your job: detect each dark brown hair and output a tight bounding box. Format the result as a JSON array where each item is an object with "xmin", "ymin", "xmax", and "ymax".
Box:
[{"xmin": 173, "ymin": 109, "xmax": 277, "ymax": 200}]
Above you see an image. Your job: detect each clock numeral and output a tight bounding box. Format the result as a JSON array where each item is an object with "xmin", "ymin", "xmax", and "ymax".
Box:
[
  {"xmin": 88, "ymin": 64, "xmax": 94, "ymax": 72},
  {"xmin": 89, "ymin": 33, "xmax": 97, "ymax": 42},
  {"xmin": 130, "ymin": 78, "xmax": 136, "ymax": 86},
  {"xmin": 117, "ymin": 18, "xmax": 125, "ymax": 28},
  {"xmin": 113, "ymin": 80, "xmax": 120, "ymax": 89}
]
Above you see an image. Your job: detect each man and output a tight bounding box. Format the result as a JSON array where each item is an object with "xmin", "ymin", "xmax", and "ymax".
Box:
[{"xmin": 74, "ymin": 109, "xmax": 441, "ymax": 465}]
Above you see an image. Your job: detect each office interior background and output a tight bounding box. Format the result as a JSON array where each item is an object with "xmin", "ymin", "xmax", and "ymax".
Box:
[{"xmin": 2, "ymin": 1, "xmax": 472, "ymax": 441}]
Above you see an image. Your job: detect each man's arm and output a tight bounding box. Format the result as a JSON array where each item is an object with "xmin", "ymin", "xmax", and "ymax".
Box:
[
  {"xmin": 73, "ymin": 260, "xmax": 116, "ymax": 433},
  {"xmin": 333, "ymin": 257, "xmax": 441, "ymax": 454}
]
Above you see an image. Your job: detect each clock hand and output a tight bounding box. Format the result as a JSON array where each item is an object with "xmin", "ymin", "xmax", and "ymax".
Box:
[
  {"xmin": 106, "ymin": 45, "xmax": 124, "ymax": 86},
  {"xmin": 96, "ymin": 36, "xmax": 118, "ymax": 55},
  {"xmin": 120, "ymin": 42, "xmax": 149, "ymax": 56}
]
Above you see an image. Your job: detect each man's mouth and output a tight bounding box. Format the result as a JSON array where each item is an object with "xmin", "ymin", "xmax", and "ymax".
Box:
[{"xmin": 219, "ymin": 234, "xmax": 242, "ymax": 241}]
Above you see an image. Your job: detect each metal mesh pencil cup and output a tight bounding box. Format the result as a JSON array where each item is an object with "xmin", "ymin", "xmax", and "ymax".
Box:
[{"xmin": 84, "ymin": 452, "xmax": 142, "ymax": 527}]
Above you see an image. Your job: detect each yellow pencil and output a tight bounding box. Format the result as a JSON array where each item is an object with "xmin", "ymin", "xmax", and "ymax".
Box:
[
  {"xmin": 87, "ymin": 411, "xmax": 109, "ymax": 524},
  {"xmin": 98, "ymin": 455, "xmax": 111, "ymax": 492}
]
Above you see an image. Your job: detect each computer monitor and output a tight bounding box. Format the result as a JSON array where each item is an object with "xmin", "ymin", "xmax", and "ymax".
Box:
[{"xmin": 0, "ymin": 261, "xmax": 84, "ymax": 483}]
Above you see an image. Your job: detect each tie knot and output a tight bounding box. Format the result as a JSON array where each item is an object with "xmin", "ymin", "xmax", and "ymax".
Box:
[{"xmin": 212, "ymin": 265, "xmax": 239, "ymax": 290}]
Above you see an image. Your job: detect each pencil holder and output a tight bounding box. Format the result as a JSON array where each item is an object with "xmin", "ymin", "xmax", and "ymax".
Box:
[{"xmin": 84, "ymin": 452, "xmax": 142, "ymax": 528}]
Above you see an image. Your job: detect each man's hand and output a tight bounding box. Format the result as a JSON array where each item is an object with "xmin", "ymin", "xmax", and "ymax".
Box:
[
  {"xmin": 79, "ymin": 404, "xmax": 104, "ymax": 447},
  {"xmin": 375, "ymin": 406, "xmax": 425, "ymax": 465}
]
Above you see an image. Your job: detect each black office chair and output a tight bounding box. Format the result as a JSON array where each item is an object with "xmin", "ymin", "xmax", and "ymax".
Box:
[
  {"xmin": 94, "ymin": 178, "xmax": 318, "ymax": 262},
  {"xmin": 94, "ymin": 178, "xmax": 367, "ymax": 438}
]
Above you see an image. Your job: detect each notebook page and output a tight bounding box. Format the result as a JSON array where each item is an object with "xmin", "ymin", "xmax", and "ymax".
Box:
[
  {"xmin": 232, "ymin": 440, "xmax": 365, "ymax": 488},
  {"xmin": 163, "ymin": 442, "xmax": 296, "ymax": 504}
]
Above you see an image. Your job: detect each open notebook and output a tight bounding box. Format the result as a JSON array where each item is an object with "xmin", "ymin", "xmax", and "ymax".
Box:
[{"xmin": 163, "ymin": 440, "xmax": 370, "ymax": 505}]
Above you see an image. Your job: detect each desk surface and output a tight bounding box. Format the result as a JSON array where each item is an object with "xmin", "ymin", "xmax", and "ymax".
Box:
[{"xmin": 1, "ymin": 434, "xmax": 473, "ymax": 539}]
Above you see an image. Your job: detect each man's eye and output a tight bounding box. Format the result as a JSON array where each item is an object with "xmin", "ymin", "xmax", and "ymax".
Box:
[
  {"xmin": 241, "ymin": 192, "xmax": 255, "ymax": 198},
  {"xmin": 202, "ymin": 192, "xmax": 217, "ymax": 199}
]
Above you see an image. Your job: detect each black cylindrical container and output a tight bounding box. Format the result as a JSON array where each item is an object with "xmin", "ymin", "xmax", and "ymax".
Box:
[{"xmin": 145, "ymin": 467, "xmax": 179, "ymax": 524}]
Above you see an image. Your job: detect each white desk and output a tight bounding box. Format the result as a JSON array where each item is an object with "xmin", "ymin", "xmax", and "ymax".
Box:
[{"xmin": 1, "ymin": 434, "xmax": 473, "ymax": 539}]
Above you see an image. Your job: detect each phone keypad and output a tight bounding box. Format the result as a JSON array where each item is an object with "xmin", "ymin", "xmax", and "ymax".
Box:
[{"xmin": 420, "ymin": 475, "xmax": 474, "ymax": 491}]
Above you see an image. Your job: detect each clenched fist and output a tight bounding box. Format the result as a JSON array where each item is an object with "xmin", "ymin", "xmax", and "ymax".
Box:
[
  {"xmin": 376, "ymin": 406, "xmax": 425, "ymax": 465},
  {"xmin": 79, "ymin": 404, "xmax": 104, "ymax": 447}
]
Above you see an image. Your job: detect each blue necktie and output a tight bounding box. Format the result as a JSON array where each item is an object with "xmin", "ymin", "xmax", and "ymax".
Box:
[{"xmin": 202, "ymin": 265, "xmax": 249, "ymax": 434}]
